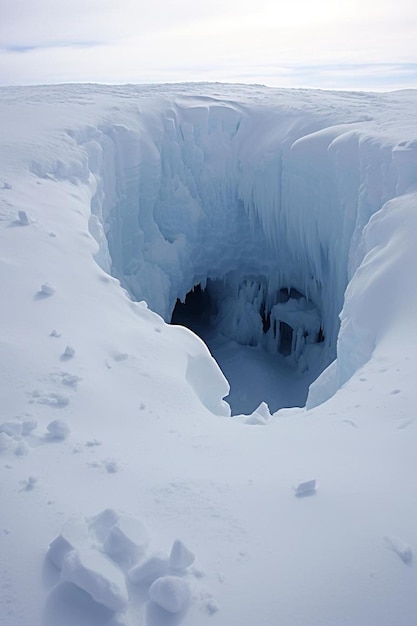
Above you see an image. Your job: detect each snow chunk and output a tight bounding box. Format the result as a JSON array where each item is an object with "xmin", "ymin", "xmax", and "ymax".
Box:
[
  {"xmin": 384, "ymin": 535, "xmax": 413, "ymax": 564},
  {"xmin": 22, "ymin": 476, "xmax": 37, "ymax": 491},
  {"xmin": 40, "ymin": 282, "xmax": 55, "ymax": 296},
  {"xmin": 104, "ymin": 460, "xmax": 119, "ymax": 473},
  {"xmin": 47, "ymin": 520, "xmax": 90, "ymax": 570},
  {"xmin": 18, "ymin": 210, "xmax": 29, "ymax": 225},
  {"xmin": 89, "ymin": 508, "xmax": 120, "ymax": 543},
  {"xmin": 149, "ymin": 576, "xmax": 191, "ymax": 614},
  {"xmin": 103, "ymin": 515, "xmax": 150, "ymax": 567},
  {"xmin": 169, "ymin": 540, "xmax": 195, "ymax": 571},
  {"xmin": 294, "ymin": 479, "xmax": 317, "ymax": 497},
  {"xmin": 0, "ymin": 432, "xmax": 12, "ymax": 451},
  {"xmin": 61, "ymin": 549, "xmax": 129, "ymax": 612},
  {"xmin": 0, "ymin": 421, "xmax": 23, "ymax": 437},
  {"xmin": 22, "ymin": 418, "xmax": 37, "ymax": 435},
  {"xmin": 62, "ymin": 345, "xmax": 75, "ymax": 359},
  {"xmin": 35, "ymin": 391, "xmax": 69, "ymax": 407},
  {"xmin": 129, "ymin": 553, "xmax": 169, "ymax": 584},
  {"xmin": 47, "ymin": 419, "xmax": 70, "ymax": 440}
]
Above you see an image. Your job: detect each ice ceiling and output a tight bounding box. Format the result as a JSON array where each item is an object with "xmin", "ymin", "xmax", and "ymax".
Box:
[{"xmin": 80, "ymin": 97, "xmax": 399, "ymax": 413}]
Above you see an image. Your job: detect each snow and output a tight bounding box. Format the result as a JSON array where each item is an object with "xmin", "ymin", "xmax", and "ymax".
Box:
[
  {"xmin": 1, "ymin": 82, "xmax": 417, "ymax": 626},
  {"xmin": 293, "ymin": 479, "xmax": 317, "ymax": 497},
  {"xmin": 60, "ymin": 549, "xmax": 129, "ymax": 612},
  {"xmin": 46, "ymin": 419, "xmax": 71, "ymax": 440},
  {"xmin": 103, "ymin": 515, "xmax": 150, "ymax": 568},
  {"xmin": 128, "ymin": 553, "xmax": 169, "ymax": 585},
  {"xmin": 148, "ymin": 576, "xmax": 191, "ymax": 613},
  {"xmin": 169, "ymin": 540, "xmax": 195, "ymax": 571}
]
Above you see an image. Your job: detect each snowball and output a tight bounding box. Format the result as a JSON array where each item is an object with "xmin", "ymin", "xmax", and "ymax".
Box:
[
  {"xmin": 47, "ymin": 519, "xmax": 90, "ymax": 570},
  {"xmin": 149, "ymin": 576, "xmax": 191, "ymax": 614},
  {"xmin": 169, "ymin": 540, "xmax": 195, "ymax": 571},
  {"xmin": 294, "ymin": 479, "xmax": 317, "ymax": 497},
  {"xmin": 40, "ymin": 282, "xmax": 55, "ymax": 296},
  {"xmin": 18, "ymin": 210, "xmax": 29, "ymax": 225},
  {"xmin": 103, "ymin": 515, "xmax": 150, "ymax": 567},
  {"xmin": 47, "ymin": 419, "xmax": 70, "ymax": 440},
  {"xmin": 62, "ymin": 345, "xmax": 75, "ymax": 359},
  {"xmin": 0, "ymin": 421, "xmax": 23, "ymax": 437},
  {"xmin": 61, "ymin": 549, "xmax": 129, "ymax": 612},
  {"xmin": 129, "ymin": 553, "xmax": 169, "ymax": 585},
  {"xmin": 89, "ymin": 508, "xmax": 120, "ymax": 543}
]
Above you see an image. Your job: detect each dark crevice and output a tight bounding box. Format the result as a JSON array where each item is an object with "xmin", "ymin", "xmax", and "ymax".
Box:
[{"xmin": 171, "ymin": 284, "xmax": 215, "ymax": 335}]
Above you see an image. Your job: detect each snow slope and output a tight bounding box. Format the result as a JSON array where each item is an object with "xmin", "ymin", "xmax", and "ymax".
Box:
[{"xmin": 1, "ymin": 83, "xmax": 417, "ymax": 626}]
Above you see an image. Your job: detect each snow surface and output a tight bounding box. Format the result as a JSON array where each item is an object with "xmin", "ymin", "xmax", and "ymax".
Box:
[{"xmin": 1, "ymin": 83, "xmax": 417, "ymax": 626}]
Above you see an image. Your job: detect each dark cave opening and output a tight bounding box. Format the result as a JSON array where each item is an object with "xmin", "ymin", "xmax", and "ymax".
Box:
[
  {"xmin": 170, "ymin": 277, "xmax": 327, "ymax": 415},
  {"xmin": 171, "ymin": 279, "xmax": 324, "ymax": 358},
  {"xmin": 171, "ymin": 284, "xmax": 216, "ymax": 335}
]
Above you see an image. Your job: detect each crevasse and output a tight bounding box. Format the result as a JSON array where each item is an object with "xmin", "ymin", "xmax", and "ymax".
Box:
[{"xmin": 77, "ymin": 97, "xmax": 406, "ymax": 412}]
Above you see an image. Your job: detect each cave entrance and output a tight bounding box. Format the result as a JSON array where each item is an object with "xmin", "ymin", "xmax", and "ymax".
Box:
[
  {"xmin": 170, "ymin": 278, "xmax": 326, "ymax": 416},
  {"xmin": 171, "ymin": 284, "xmax": 215, "ymax": 336}
]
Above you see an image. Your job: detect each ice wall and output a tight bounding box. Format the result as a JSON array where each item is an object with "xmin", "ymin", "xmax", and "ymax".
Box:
[{"xmin": 76, "ymin": 94, "xmax": 412, "ymax": 406}]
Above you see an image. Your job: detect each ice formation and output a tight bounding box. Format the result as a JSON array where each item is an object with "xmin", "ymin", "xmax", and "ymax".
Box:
[{"xmin": 65, "ymin": 87, "xmax": 417, "ymax": 411}]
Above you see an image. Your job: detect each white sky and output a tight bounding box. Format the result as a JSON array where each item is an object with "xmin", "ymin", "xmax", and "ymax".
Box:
[{"xmin": 1, "ymin": 0, "xmax": 416, "ymax": 90}]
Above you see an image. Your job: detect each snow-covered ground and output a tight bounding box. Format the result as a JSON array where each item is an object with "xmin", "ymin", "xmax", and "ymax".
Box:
[{"xmin": 1, "ymin": 83, "xmax": 417, "ymax": 626}]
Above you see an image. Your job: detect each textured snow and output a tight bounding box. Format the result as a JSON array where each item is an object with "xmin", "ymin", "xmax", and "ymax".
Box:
[
  {"xmin": 128, "ymin": 553, "xmax": 169, "ymax": 585},
  {"xmin": 148, "ymin": 575, "xmax": 191, "ymax": 613},
  {"xmin": 169, "ymin": 539, "xmax": 195, "ymax": 571},
  {"xmin": 60, "ymin": 549, "xmax": 129, "ymax": 612},
  {"xmin": 1, "ymin": 83, "xmax": 417, "ymax": 626},
  {"xmin": 47, "ymin": 520, "xmax": 90, "ymax": 570},
  {"xmin": 103, "ymin": 515, "xmax": 150, "ymax": 568}
]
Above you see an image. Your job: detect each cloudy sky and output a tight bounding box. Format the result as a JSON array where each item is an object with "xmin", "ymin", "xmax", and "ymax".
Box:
[{"xmin": 1, "ymin": 0, "xmax": 416, "ymax": 90}]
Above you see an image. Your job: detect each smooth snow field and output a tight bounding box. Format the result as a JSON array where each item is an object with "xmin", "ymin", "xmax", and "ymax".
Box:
[{"xmin": 1, "ymin": 83, "xmax": 417, "ymax": 626}]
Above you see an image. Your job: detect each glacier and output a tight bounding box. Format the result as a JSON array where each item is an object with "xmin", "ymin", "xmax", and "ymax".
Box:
[{"xmin": 1, "ymin": 83, "xmax": 417, "ymax": 626}]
